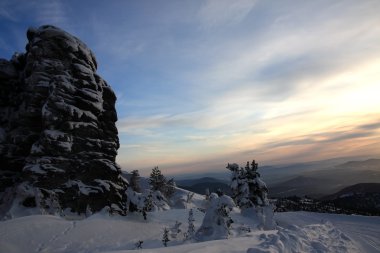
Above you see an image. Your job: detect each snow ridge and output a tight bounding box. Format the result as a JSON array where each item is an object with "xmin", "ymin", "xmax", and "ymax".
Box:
[
  {"xmin": 249, "ymin": 222, "xmax": 358, "ymax": 253},
  {"xmin": 1, "ymin": 210, "xmax": 375, "ymax": 253}
]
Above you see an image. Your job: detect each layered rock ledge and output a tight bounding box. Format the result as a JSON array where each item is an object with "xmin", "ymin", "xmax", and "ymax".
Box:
[{"xmin": 0, "ymin": 25, "xmax": 127, "ymax": 216}]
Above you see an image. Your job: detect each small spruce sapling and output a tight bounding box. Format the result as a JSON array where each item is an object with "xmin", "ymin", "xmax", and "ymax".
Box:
[
  {"xmin": 205, "ymin": 188, "xmax": 210, "ymax": 200},
  {"xmin": 36, "ymin": 189, "xmax": 62, "ymax": 215},
  {"xmin": 162, "ymin": 227, "xmax": 170, "ymax": 247},
  {"xmin": 185, "ymin": 209, "xmax": 195, "ymax": 240},
  {"xmin": 165, "ymin": 178, "xmax": 176, "ymax": 198},
  {"xmin": 216, "ymin": 188, "xmax": 224, "ymax": 197},
  {"xmin": 85, "ymin": 204, "xmax": 93, "ymax": 217},
  {"xmin": 46, "ymin": 191, "xmax": 61, "ymax": 215},
  {"xmin": 186, "ymin": 192, "xmax": 195, "ymax": 203},
  {"xmin": 135, "ymin": 240, "xmax": 143, "ymax": 249},
  {"xmin": 130, "ymin": 170, "xmax": 141, "ymax": 193},
  {"xmin": 170, "ymin": 221, "xmax": 182, "ymax": 238},
  {"xmin": 142, "ymin": 191, "xmax": 153, "ymax": 220}
]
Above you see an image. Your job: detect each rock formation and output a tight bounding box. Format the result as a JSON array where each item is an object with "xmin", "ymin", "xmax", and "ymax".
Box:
[{"xmin": 0, "ymin": 25, "xmax": 128, "ymax": 216}]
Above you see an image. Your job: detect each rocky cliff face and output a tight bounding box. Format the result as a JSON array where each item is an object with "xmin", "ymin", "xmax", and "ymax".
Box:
[{"xmin": 0, "ymin": 25, "xmax": 127, "ymax": 216}]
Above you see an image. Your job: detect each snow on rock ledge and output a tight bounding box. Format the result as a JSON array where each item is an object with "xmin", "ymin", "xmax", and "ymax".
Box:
[{"xmin": 0, "ymin": 25, "xmax": 127, "ymax": 217}]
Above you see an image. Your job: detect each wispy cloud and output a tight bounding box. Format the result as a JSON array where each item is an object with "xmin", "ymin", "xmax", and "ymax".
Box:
[
  {"xmin": 263, "ymin": 120, "xmax": 380, "ymax": 149},
  {"xmin": 198, "ymin": 0, "xmax": 257, "ymax": 28},
  {"xmin": 35, "ymin": 0, "xmax": 68, "ymax": 26},
  {"xmin": 0, "ymin": 0, "xmax": 69, "ymax": 26},
  {"xmin": 358, "ymin": 121, "xmax": 380, "ymax": 131},
  {"xmin": 0, "ymin": 7, "xmax": 18, "ymax": 22},
  {"xmin": 90, "ymin": 20, "xmax": 147, "ymax": 62},
  {"xmin": 0, "ymin": 37, "xmax": 11, "ymax": 51},
  {"xmin": 117, "ymin": 114, "xmax": 196, "ymax": 135}
]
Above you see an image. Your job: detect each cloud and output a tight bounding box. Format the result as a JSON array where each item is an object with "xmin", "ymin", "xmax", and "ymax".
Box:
[
  {"xmin": 187, "ymin": 0, "xmax": 380, "ymax": 106},
  {"xmin": 263, "ymin": 125, "xmax": 379, "ymax": 150},
  {"xmin": 0, "ymin": 0, "xmax": 69, "ymax": 26},
  {"xmin": 325, "ymin": 131, "xmax": 376, "ymax": 143},
  {"xmin": 0, "ymin": 37, "xmax": 11, "ymax": 51},
  {"xmin": 35, "ymin": 0, "xmax": 68, "ymax": 26},
  {"xmin": 0, "ymin": 7, "xmax": 18, "ymax": 22},
  {"xmin": 91, "ymin": 21, "xmax": 146, "ymax": 62},
  {"xmin": 358, "ymin": 121, "xmax": 380, "ymax": 131},
  {"xmin": 231, "ymin": 118, "xmax": 380, "ymax": 164},
  {"xmin": 197, "ymin": 0, "xmax": 257, "ymax": 28},
  {"xmin": 117, "ymin": 114, "xmax": 196, "ymax": 134}
]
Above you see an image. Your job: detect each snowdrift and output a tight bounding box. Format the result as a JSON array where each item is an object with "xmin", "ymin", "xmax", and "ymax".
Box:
[{"xmin": 1, "ymin": 210, "xmax": 380, "ymax": 253}]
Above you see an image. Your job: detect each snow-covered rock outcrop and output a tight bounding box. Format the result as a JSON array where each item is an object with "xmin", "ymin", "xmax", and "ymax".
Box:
[{"xmin": 0, "ymin": 25, "xmax": 127, "ymax": 217}]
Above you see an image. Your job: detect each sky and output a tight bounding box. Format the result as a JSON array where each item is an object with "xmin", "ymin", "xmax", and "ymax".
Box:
[{"xmin": 1, "ymin": 0, "xmax": 380, "ymax": 176}]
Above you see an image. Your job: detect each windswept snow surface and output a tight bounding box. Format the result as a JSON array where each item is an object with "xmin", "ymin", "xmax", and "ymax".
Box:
[
  {"xmin": 0, "ymin": 211, "xmax": 379, "ymax": 253},
  {"xmin": 275, "ymin": 211, "xmax": 380, "ymax": 253}
]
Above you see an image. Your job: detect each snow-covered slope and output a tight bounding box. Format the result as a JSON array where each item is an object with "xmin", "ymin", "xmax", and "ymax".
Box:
[
  {"xmin": 1, "ymin": 210, "xmax": 379, "ymax": 253},
  {"xmin": 2, "ymin": 165, "xmax": 378, "ymax": 253}
]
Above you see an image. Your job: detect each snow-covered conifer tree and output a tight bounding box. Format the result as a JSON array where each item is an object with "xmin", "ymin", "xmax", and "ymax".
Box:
[
  {"xmin": 238, "ymin": 167, "xmax": 253, "ymax": 209},
  {"xmin": 147, "ymin": 167, "xmax": 173, "ymax": 210},
  {"xmin": 226, "ymin": 163, "xmax": 240, "ymax": 201},
  {"xmin": 227, "ymin": 163, "xmax": 253, "ymax": 209},
  {"xmin": 245, "ymin": 160, "xmax": 268, "ymax": 206},
  {"xmin": 195, "ymin": 193, "xmax": 235, "ymax": 241},
  {"xmin": 230, "ymin": 160, "xmax": 268, "ymax": 207},
  {"xmin": 244, "ymin": 160, "xmax": 276, "ymax": 229},
  {"xmin": 149, "ymin": 166, "xmax": 167, "ymax": 192},
  {"xmin": 227, "ymin": 160, "xmax": 275, "ymax": 229}
]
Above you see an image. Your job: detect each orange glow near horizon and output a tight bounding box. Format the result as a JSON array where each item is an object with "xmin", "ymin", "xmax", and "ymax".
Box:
[{"xmin": 118, "ymin": 57, "xmax": 380, "ymax": 175}]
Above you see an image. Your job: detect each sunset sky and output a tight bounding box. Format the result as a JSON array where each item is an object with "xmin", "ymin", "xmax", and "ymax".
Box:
[{"xmin": 1, "ymin": 0, "xmax": 380, "ymax": 176}]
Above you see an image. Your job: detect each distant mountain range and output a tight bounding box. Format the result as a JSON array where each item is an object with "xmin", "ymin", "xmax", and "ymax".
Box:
[
  {"xmin": 177, "ymin": 177, "xmax": 230, "ymax": 195},
  {"xmin": 323, "ymin": 183, "xmax": 380, "ymax": 215},
  {"xmin": 269, "ymin": 176, "xmax": 338, "ymax": 198},
  {"xmin": 261, "ymin": 158, "xmax": 380, "ymax": 198},
  {"xmin": 176, "ymin": 177, "xmax": 227, "ymax": 187},
  {"xmin": 274, "ymin": 183, "xmax": 380, "ymax": 216},
  {"xmin": 322, "ymin": 183, "xmax": 380, "ymax": 200},
  {"xmin": 268, "ymin": 158, "xmax": 380, "ymax": 198},
  {"xmin": 176, "ymin": 158, "xmax": 380, "ymax": 199}
]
